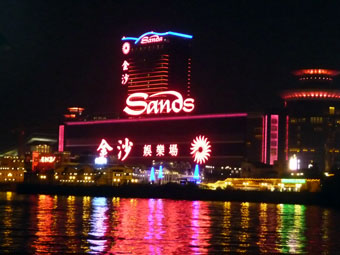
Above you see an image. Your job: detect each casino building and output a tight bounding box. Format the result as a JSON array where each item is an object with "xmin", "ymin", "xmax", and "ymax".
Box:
[
  {"xmin": 56, "ymin": 30, "xmax": 340, "ymax": 181},
  {"xmin": 58, "ymin": 31, "xmax": 268, "ymax": 180}
]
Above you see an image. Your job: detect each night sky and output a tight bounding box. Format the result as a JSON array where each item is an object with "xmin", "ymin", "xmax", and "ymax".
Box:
[{"xmin": 1, "ymin": 1, "xmax": 340, "ymax": 149}]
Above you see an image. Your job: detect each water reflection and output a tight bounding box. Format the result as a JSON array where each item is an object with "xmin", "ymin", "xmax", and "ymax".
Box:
[
  {"xmin": 0, "ymin": 192, "xmax": 340, "ymax": 254},
  {"xmin": 31, "ymin": 195, "xmax": 54, "ymax": 253},
  {"xmin": 0, "ymin": 192, "xmax": 13, "ymax": 251},
  {"xmin": 88, "ymin": 197, "xmax": 109, "ymax": 254}
]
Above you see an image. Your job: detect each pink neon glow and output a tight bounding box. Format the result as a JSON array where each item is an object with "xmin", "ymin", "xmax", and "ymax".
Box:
[
  {"xmin": 264, "ymin": 115, "xmax": 268, "ymax": 164},
  {"xmin": 156, "ymin": 144, "xmax": 165, "ymax": 157},
  {"xmin": 122, "ymin": 42, "xmax": 130, "ymax": 55},
  {"xmin": 123, "ymin": 91, "xmax": 195, "ymax": 116},
  {"xmin": 122, "ymin": 60, "xmax": 130, "ymax": 71},
  {"xmin": 121, "ymin": 74, "xmax": 129, "ymax": 85},
  {"xmin": 281, "ymin": 90, "xmax": 340, "ymax": 100},
  {"xmin": 117, "ymin": 138, "xmax": 133, "ymax": 161},
  {"xmin": 269, "ymin": 115, "xmax": 279, "ymax": 165},
  {"xmin": 40, "ymin": 156, "xmax": 56, "ymax": 163},
  {"xmin": 190, "ymin": 135, "xmax": 211, "ymax": 164},
  {"xmin": 261, "ymin": 116, "xmax": 265, "ymax": 163},
  {"xmin": 286, "ymin": 115, "xmax": 289, "ymax": 161},
  {"xmin": 97, "ymin": 139, "xmax": 113, "ymax": 158},
  {"xmin": 143, "ymin": 145, "xmax": 152, "ymax": 157},
  {"xmin": 141, "ymin": 35, "xmax": 163, "ymax": 44},
  {"xmin": 169, "ymin": 144, "xmax": 178, "ymax": 157},
  {"xmin": 58, "ymin": 125, "xmax": 64, "ymax": 152},
  {"xmin": 66, "ymin": 113, "xmax": 248, "ymax": 125}
]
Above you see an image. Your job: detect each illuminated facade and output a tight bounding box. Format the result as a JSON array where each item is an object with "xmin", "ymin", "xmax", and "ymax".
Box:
[
  {"xmin": 282, "ymin": 69, "xmax": 340, "ymax": 173},
  {"xmin": 0, "ymin": 156, "xmax": 25, "ymax": 183},
  {"xmin": 60, "ymin": 113, "xmax": 264, "ymax": 173},
  {"xmin": 56, "ymin": 30, "xmax": 273, "ymax": 182},
  {"xmin": 120, "ymin": 31, "xmax": 193, "ymax": 108}
]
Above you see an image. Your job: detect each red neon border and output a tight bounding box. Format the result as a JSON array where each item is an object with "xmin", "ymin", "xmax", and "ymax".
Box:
[
  {"xmin": 286, "ymin": 115, "xmax": 289, "ymax": 161},
  {"xmin": 269, "ymin": 115, "xmax": 279, "ymax": 165},
  {"xmin": 263, "ymin": 115, "xmax": 268, "ymax": 164},
  {"xmin": 58, "ymin": 125, "xmax": 64, "ymax": 152},
  {"xmin": 66, "ymin": 113, "xmax": 248, "ymax": 126}
]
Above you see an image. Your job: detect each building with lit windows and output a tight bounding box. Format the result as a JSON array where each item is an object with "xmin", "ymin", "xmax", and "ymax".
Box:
[
  {"xmin": 121, "ymin": 31, "xmax": 193, "ymax": 107},
  {"xmin": 0, "ymin": 156, "xmax": 25, "ymax": 183},
  {"xmin": 57, "ymin": 31, "xmax": 271, "ymax": 182},
  {"xmin": 282, "ymin": 69, "xmax": 340, "ymax": 174}
]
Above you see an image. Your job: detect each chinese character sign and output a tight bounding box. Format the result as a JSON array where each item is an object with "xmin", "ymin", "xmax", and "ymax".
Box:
[
  {"xmin": 169, "ymin": 144, "xmax": 178, "ymax": 156},
  {"xmin": 97, "ymin": 139, "xmax": 113, "ymax": 158},
  {"xmin": 143, "ymin": 144, "xmax": 179, "ymax": 157},
  {"xmin": 121, "ymin": 43, "xmax": 130, "ymax": 85},
  {"xmin": 117, "ymin": 138, "xmax": 133, "ymax": 161},
  {"xmin": 156, "ymin": 144, "xmax": 165, "ymax": 157},
  {"xmin": 143, "ymin": 145, "xmax": 152, "ymax": 157}
]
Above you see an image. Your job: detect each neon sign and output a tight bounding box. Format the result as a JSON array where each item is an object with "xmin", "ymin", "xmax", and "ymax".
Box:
[
  {"xmin": 190, "ymin": 135, "xmax": 211, "ymax": 164},
  {"xmin": 95, "ymin": 139, "xmax": 113, "ymax": 165},
  {"xmin": 117, "ymin": 138, "xmax": 133, "ymax": 161},
  {"xmin": 143, "ymin": 144, "xmax": 179, "ymax": 157},
  {"xmin": 143, "ymin": 145, "xmax": 152, "ymax": 157},
  {"xmin": 122, "ymin": 31, "xmax": 193, "ymax": 45},
  {"xmin": 156, "ymin": 144, "xmax": 165, "ymax": 157},
  {"xmin": 40, "ymin": 156, "xmax": 56, "ymax": 163},
  {"xmin": 122, "ymin": 60, "xmax": 129, "ymax": 71},
  {"xmin": 121, "ymin": 73, "xmax": 129, "ymax": 85},
  {"xmin": 122, "ymin": 42, "xmax": 130, "ymax": 55},
  {"xmin": 169, "ymin": 144, "xmax": 178, "ymax": 156},
  {"xmin": 124, "ymin": 91, "xmax": 195, "ymax": 116},
  {"xmin": 141, "ymin": 35, "xmax": 163, "ymax": 44}
]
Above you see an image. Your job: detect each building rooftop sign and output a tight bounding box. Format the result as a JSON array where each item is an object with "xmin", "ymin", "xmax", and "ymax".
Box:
[{"xmin": 122, "ymin": 31, "xmax": 193, "ymax": 45}]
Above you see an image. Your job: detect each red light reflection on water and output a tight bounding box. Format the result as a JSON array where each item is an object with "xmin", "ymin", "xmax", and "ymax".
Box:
[
  {"xmin": 107, "ymin": 199, "xmax": 211, "ymax": 254},
  {"xmin": 31, "ymin": 195, "xmax": 54, "ymax": 253}
]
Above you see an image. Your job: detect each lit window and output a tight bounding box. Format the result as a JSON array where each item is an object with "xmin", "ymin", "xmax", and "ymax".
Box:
[{"xmin": 329, "ymin": 106, "xmax": 335, "ymax": 115}]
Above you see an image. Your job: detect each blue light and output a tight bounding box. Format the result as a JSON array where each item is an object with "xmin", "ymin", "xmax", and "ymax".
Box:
[
  {"xmin": 158, "ymin": 165, "xmax": 164, "ymax": 179},
  {"xmin": 121, "ymin": 31, "xmax": 193, "ymax": 44},
  {"xmin": 150, "ymin": 167, "xmax": 156, "ymax": 182},
  {"xmin": 194, "ymin": 164, "xmax": 200, "ymax": 180}
]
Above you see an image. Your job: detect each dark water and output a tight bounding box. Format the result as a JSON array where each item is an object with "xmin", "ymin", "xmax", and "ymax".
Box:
[{"xmin": 0, "ymin": 192, "xmax": 339, "ymax": 254}]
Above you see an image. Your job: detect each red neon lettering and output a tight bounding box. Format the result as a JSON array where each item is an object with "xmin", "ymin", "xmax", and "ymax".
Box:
[
  {"xmin": 122, "ymin": 60, "xmax": 130, "ymax": 71},
  {"xmin": 124, "ymin": 93, "xmax": 148, "ymax": 115},
  {"xmin": 169, "ymin": 144, "xmax": 178, "ymax": 157},
  {"xmin": 143, "ymin": 145, "xmax": 152, "ymax": 157},
  {"xmin": 141, "ymin": 35, "xmax": 163, "ymax": 44},
  {"xmin": 156, "ymin": 144, "xmax": 165, "ymax": 157},
  {"xmin": 121, "ymin": 73, "xmax": 129, "ymax": 85},
  {"xmin": 97, "ymin": 139, "xmax": 113, "ymax": 158},
  {"xmin": 123, "ymin": 91, "xmax": 195, "ymax": 116},
  {"xmin": 117, "ymin": 138, "xmax": 133, "ymax": 161}
]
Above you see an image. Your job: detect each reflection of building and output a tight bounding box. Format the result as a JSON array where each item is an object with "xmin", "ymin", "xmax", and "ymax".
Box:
[
  {"xmin": 121, "ymin": 31, "xmax": 193, "ymax": 99},
  {"xmin": 281, "ymin": 69, "xmax": 340, "ymax": 173}
]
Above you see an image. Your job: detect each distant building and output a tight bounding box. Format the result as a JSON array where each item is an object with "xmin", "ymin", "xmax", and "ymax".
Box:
[{"xmin": 281, "ymin": 69, "xmax": 340, "ymax": 173}]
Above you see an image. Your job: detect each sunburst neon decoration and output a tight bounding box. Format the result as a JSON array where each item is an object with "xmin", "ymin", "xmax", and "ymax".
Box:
[{"xmin": 190, "ymin": 135, "xmax": 211, "ymax": 164}]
